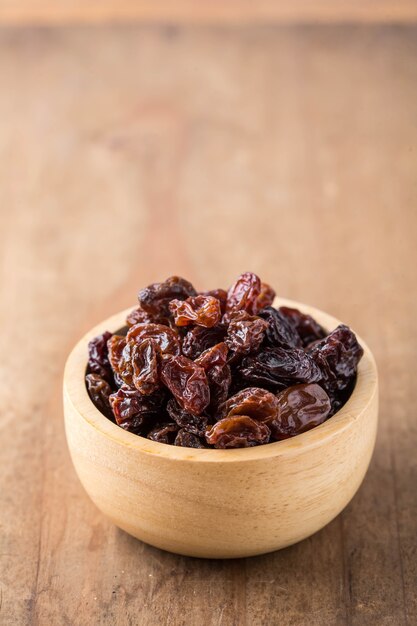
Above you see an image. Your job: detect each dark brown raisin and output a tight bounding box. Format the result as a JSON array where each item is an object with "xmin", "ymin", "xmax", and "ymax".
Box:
[
  {"xmin": 226, "ymin": 272, "xmax": 261, "ymax": 316},
  {"xmin": 138, "ymin": 276, "xmax": 197, "ymax": 317},
  {"xmin": 258, "ymin": 307, "xmax": 302, "ymax": 348},
  {"xmin": 206, "ymin": 416, "xmax": 270, "ymax": 448},
  {"xmin": 148, "ymin": 422, "xmax": 179, "ymax": 444},
  {"xmin": 161, "ymin": 355, "xmax": 210, "ymax": 415},
  {"xmin": 254, "ymin": 282, "xmax": 276, "ymax": 313},
  {"xmin": 127, "ymin": 323, "xmax": 181, "ymax": 356},
  {"xmin": 167, "ymin": 398, "xmax": 209, "ymax": 436},
  {"xmin": 309, "ymin": 324, "xmax": 363, "ymax": 395},
  {"xmin": 174, "ymin": 429, "xmax": 206, "ymax": 448},
  {"xmin": 195, "ymin": 343, "xmax": 231, "ymax": 413},
  {"xmin": 126, "ymin": 306, "xmax": 151, "ymax": 327},
  {"xmin": 218, "ymin": 387, "xmax": 278, "ymax": 423},
  {"xmin": 86, "ymin": 373, "xmax": 114, "ymax": 419},
  {"xmin": 131, "ymin": 339, "xmax": 160, "ymax": 395},
  {"xmin": 109, "ymin": 386, "xmax": 165, "ymax": 434},
  {"xmin": 225, "ymin": 311, "xmax": 268, "ymax": 357},
  {"xmin": 239, "ymin": 347, "xmax": 322, "ymax": 391},
  {"xmin": 107, "ymin": 335, "xmax": 133, "ymax": 387},
  {"xmin": 88, "ymin": 331, "xmax": 113, "ymax": 382},
  {"xmin": 279, "ymin": 306, "xmax": 326, "ymax": 347},
  {"xmin": 269, "ymin": 383, "xmax": 331, "ymax": 440},
  {"xmin": 182, "ymin": 325, "xmax": 227, "ymax": 359},
  {"xmin": 169, "ymin": 295, "xmax": 221, "ymax": 328}
]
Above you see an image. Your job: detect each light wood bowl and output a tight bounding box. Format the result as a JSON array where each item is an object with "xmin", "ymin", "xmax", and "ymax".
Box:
[{"xmin": 63, "ymin": 298, "xmax": 378, "ymax": 559}]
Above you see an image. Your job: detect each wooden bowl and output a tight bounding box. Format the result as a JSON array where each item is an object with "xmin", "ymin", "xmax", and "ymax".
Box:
[{"xmin": 63, "ymin": 298, "xmax": 378, "ymax": 559}]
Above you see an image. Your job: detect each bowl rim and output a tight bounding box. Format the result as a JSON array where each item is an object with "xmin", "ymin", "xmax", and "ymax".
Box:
[{"xmin": 63, "ymin": 297, "xmax": 378, "ymax": 463}]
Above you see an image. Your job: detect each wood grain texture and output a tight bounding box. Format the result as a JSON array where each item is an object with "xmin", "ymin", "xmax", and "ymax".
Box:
[
  {"xmin": 0, "ymin": 23, "xmax": 416, "ymax": 625},
  {"xmin": 1, "ymin": 0, "xmax": 417, "ymax": 26}
]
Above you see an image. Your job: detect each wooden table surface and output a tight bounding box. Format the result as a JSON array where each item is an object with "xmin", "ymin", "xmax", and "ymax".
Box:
[{"xmin": 1, "ymin": 24, "xmax": 416, "ymax": 626}]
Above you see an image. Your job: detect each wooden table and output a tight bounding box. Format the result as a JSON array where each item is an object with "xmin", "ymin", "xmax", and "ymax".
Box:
[{"xmin": 1, "ymin": 23, "xmax": 416, "ymax": 626}]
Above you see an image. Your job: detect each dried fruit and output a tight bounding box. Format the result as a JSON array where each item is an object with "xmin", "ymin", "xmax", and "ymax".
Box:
[
  {"xmin": 86, "ymin": 373, "xmax": 113, "ymax": 419},
  {"xmin": 86, "ymin": 273, "xmax": 363, "ymax": 447},
  {"xmin": 269, "ymin": 383, "xmax": 331, "ymax": 440},
  {"xmin": 206, "ymin": 416, "xmax": 270, "ymax": 448},
  {"xmin": 195, "ymin": 342, "xmax": 231, "ymax": 413},
  {"xmin": 279, "ymin": 306, "xmax": 326, "ymax": 347},
  {"xmin": 258, "ymin": 307, "xmax": 302, "ymax": 349},
  {"xmin": 202, "ymin": 289, "xmax": 228, "ymax": 315},
  {"xmin": 148, "ymin": 422, "xmax": 178, "ymax": 444},
  {"xmin": 126, "ymin": 306, "xmax": 151, "ymax": 327},
  {"xmin": 131, "ymin": 339, "xmax": 160, "ymax": 395},
  {"xmin": 167, "ymin": 398, "xmax": 208, "ymax": 436},
  {"xmin": 226, "ymin": 272, "xmax": 261, "ymax": 316},
  {"xmin": 218, "ymin": 387, "xmax": 278, "ymax": 423},
  {"xmin": 127, "ymin": 323, "xmax": 181, "ymax": 356},
  {"xmin": 88, "ymin": 330, "xmax": 113, "ymax": 382},
  {"xmin": 225, "ymin": 311, "xmax": 268, "ymax": 357},
  {"xmin": 309, "ymin": 324, "xmax": 363, "ymax": 396},
  {"xmin": 161, "ymin": 355, "xmax": 210, "ymax": 415},
  {"xmin": 174, "ymin": 429, "xmax": 206, "ymax": 448},
  {"xmin": 138, "ymin": 276, "xmax": 196, "ymax": 317},
  {"xmin": 182, "ymin": 325, "xmax": 226, "ymax": 359},
  {"xmin": 109, "ymin": 386, "xmax": 165, "ymax": 434},
  {"xmin": 239, "ymin": 347, "xmax": 322, "ymax": 390},
  {"xmin": 169, "ymin": 295, "xmax": 221, "ymax": 328}
]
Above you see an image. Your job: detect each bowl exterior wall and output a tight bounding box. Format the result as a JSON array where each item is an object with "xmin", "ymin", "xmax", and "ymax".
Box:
[{"xmin": 64, "ymin": 387, "xmax": 378, "ymax": 559}]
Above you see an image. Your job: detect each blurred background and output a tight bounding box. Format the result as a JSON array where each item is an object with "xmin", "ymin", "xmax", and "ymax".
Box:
[{"xmin": 1, "ymin": 2, "xmax": 416, "ymax": 625}]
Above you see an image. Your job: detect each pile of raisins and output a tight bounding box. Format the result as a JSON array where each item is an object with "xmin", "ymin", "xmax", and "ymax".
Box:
[{"xmin": 86, "ymin": 273, "xmax": 363, "ymax": 449}]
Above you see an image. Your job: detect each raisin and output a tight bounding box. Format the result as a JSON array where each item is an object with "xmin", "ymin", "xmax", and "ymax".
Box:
[
  {"xmin": 206, "ymin": 416, "xmax": 270, "ymax": 448},
  {"xmin": 195, "ymin": 343, "xmax": 231, "ymax": 413},
  {"xmin": 279, "ymin": 306, "xmax": 326, "ymax": 347},
  {"xmin": 174, "ymin": 429, "xmax": 206, "ymax": 448},
  {"xmin": 126, "ymin": 306, "xmax": 151, "ymax": 327},
  {"xmin": 218, "ymin": 387, "xmax": 278, "ymax": 422},
  {"xmin": 254, "ymin": 282, "xmax": 276, "ymax": 313},
  {"xmin": 225, "ymin": 311, "xmax": 268, "ymax": 357},
  {"xmin": 258, "ymin": 307, "xmax": 302, "ymax": 349},
  {"xmin": 138, "ymin": 276, "xmax": 197, "ymax": 317},
  {"xmin": 107, "ymin": 335, "xmax": 132, "ymax": 387},
  {"xmin": 169, "ymin": 295, "xmax": 221, "ymax": 328},
  {"xmin": 131, "ymin": 339, "xmax": 160, "ymax": 395},
  {"xmin": 269, "ymin": 383, "xmax": 331, "ymax": 440},
  {"xmin": 88, "ymin": 330, "xmax": 113, "ymax": 382},
  {"xmin": 309, "ymin": 324, "xmax": 363, "ymax": 395},
  {"xmin": 148, "ymin": 422, "xmax": 179, "ymax": 444},
  {"xmin": 86, "ymin": 373, "xmax": 114, "ymax": 419},
  {"xmin": 182, "ymin": 325, "xmax": 227, "ymax": 359},
  {"xmin": 161, "ymin": 355, "xmax": 210, "ymax": 415},
  {"xmin": 239, "ymin": 347, "xmax": 322, "ymax": 391},
  {"xmin": 202, "ymin": 289, "xmax": 228, "ymax": 315},
  {"xmin": 109, "ymin": 386, "xmax": 165, "ymax": 434},
  {"xmin": 226, "ymin": 272, "xmax": 261, "ymax": 316},
  {"xmin": 167, "ymin": 398, "xmax": 209, "ymax": 436},
  {"xmin": 127, "ymin": 323, "xmax": 181, "ymax": 356}
]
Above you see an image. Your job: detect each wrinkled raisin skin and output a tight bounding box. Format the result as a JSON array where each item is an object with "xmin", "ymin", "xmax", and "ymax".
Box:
[
  {"xmin": 131, "ymin": 339, "xmax": 160, "ymax": 395},
  {"xmin": 206, "ymin": 416, "xmax": 270, "ymax": 448},
  {"xmin": 127, "ymin": 323, "xmax": 181, "ymax": 356},
  {"xmin": 225, "ymin": 311, "xmax": 268, "ymax": 357},
  {"xmin": 269, "ymin": 383, "xmax": 331, "ymax": 440},
  {"xmin": 226, "ymin": 272, "xmax": 261, "ymax": 316},
  {"xmin": 195, "ymin": 342, "xmax": 231, "ymax": 414},
  {"xmin": 167, "ymin": 398, "xmax": 209, "ymax": 436},
  {"xmin": 86, "ymin": 373, "xmax": 114, "ymax": 419},
  {"xmin": 138, "ymin": 276, "xmax": 196, "ymax": 317},
  {"xmin": 175, "ymin": 429, "xmax": 206, "ymax": 448},
  {"xmin": 239, "ymin": 347, "xmax": 322, "ymax": 391},
  {"xmin": 147, "ymin": 422, "xmax": 178, "ymax": 444},
  {"xmin": 169, "ymin": 295, "xmax": 221, "ymax": 328},
  {"xmin": 218, "ymin": 387, "xmax": 278, "ymax": 422},
  {"xmin": 279, "ymin": 306, "xmax": 326, "ymax": 347},
  {"xmin": 182, "ymin": 325, "xmax": 227, "ymax": 359},
  {"xmin": 109, "ymin": 386, "xmax": 165, "ymax": 434},
  {"xmin": 258, "ymin": 307, "xmax": 302, "ymax": 349},
  {"xmin": 161, "ymin": 356, "xmax": 210, "ymax": 415},
  {"xmin": 88, "ymin": 331, "xmax": 113, "ymax": 382}
]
